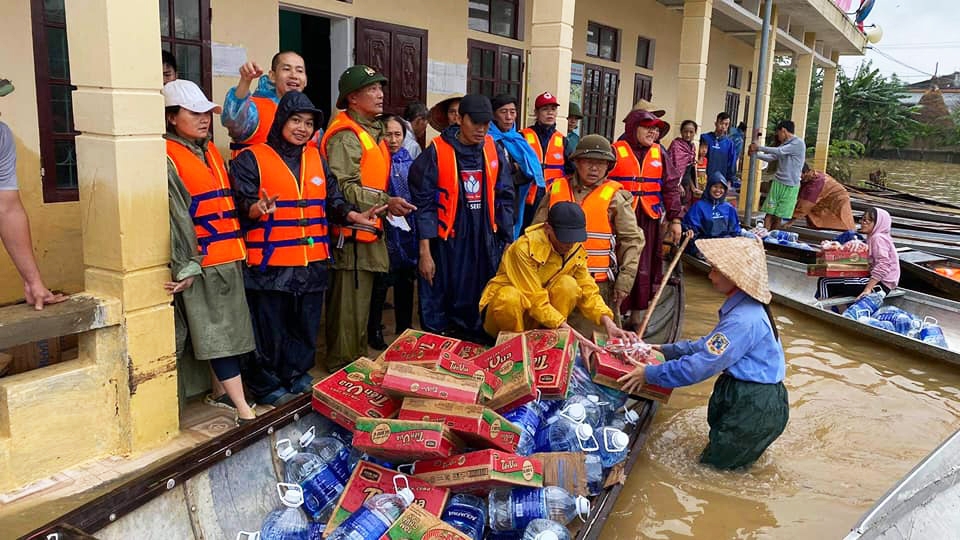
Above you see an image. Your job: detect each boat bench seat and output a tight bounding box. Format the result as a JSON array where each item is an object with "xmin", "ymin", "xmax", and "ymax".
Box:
[{"xmin": 815, "ymin": 289, "xmax": 906, "ymax": 309}]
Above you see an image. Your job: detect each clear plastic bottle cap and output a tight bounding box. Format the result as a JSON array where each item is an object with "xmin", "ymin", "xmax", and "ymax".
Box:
[
  {"xmin": 611, "ymin": 431, "xmax": 629, "ymax": 451},
  {"xmin": 587, "ymin": 395, "xmax": 600, "ymax": 404},
  {"xmin": 575, "ymin": 423, "xmax": 594, "ymax": 441},
  {"xmin": 575, "ymin": 496, "xmax": 592, "ymax": 519},
  {"xmin": 535, "ymin": 532, "xmax": 560, "ymax": 540},
  {"xmin": 623, "ymin": 409, "xmax": 640, "ymax": 425},
  {"xmin": 396, "ymin": 487, "xmax": 415, "ymax": 506},
  {"xmin": 565, "ymin": 403, "xmax": 586, "ymax": 423}
]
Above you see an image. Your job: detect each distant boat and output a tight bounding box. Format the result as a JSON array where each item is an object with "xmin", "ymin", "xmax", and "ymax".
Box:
[{"xmin": 844, "ymin": 428, "xmax": 960, "ymax": 539}]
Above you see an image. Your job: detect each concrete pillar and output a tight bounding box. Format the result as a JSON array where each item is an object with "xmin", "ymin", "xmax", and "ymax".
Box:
[
  {"xmin": 528, "ymin": 0, "xmax": 576, "ymax": 132},
  {"xmin": 814, "ymin": 52, "xmax": 841, "ymax": 171},
  {"xmin": 791, "ymin": 32, "xmax": 817, "ymax": 140},
  {"xmin": 675, "ymin": 0, "xmax": 714, "ymax": 128},
  {"xmin": 741, "ymin": 4, "xmax": 778, "ymax": 213},
  {"xmin": 66, "ymin": 0, "xmax": 178, "ymax": 451}
]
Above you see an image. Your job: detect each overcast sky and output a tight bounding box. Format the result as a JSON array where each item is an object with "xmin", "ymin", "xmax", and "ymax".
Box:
[{"xmin": 837, "ymin": 0, "xmax": 960, "ymax": 82}]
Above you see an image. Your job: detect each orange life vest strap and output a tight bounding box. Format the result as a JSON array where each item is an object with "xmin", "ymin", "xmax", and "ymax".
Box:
[{"xmin": 434, "ymin": 135, "xmax": 500, "ymax": 240}]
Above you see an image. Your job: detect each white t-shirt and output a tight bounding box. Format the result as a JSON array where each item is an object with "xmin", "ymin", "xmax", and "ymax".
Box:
[{"xmin": 0, "ymin": 122, "xmax": 18, "ymax": 191}]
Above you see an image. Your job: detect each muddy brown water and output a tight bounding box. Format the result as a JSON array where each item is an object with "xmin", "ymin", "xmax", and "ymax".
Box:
[
  {"xmin": 851, "ymin": 158, "xmax": 960, "ymax": 205},
  {"xmin": 601, "ymin": 271, "xmax": 960, "ymax": 539}
]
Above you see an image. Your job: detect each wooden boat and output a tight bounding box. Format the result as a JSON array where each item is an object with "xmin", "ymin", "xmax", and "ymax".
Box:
[
  {"xmin": 22, "ymin": 273, "xmax": 685, "ymax": 540},
  {"xmin": 761, "ymin": 238, "xmax": 960, "ymax": 301},
  {"xmin": 846, "ymin": 183, "xmax": 960, "ymax": 225},
  {"xmin": 684, "ymin": 254, "xmax": 960, "ymax": 366},
  {"xmin": 785, "ymin": 223, "xmax": 960, "ymax": 259},
  {"xmin": 844, "ymin": 427, "xmax": 960, "ymax": 539}
]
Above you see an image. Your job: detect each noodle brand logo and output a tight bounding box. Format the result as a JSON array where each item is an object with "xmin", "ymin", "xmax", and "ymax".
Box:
[
  {"xmin": 346, "ymin": 372, "xmax": 365, "ymax": 382},
  {"xmin": 410, "ymin": 382, "xmax": 420, "ymax": 392},
  {"xmin": 533, "ymin": 353, "xmax": 548, "ymax": 371},
  {"xmin": 489, "ymin": 353, "xmax": 515, "ymax": 375},
  {"xmin": 472, "ymin": 369, "xmax": 486, "ymax": 384},
  {"xmin": 490, "ymin": 419, "xmax": 501, "ymax": 439},
  {"xmin": 521, "ymin": 460, "xmax": 535, "ymax": 481},
  {"xmin": 370, "ymin": 423, "xmax": 392, "ymax": 445},
  {"xmin": 338, "ymin": 381, "xmax": 365, "ymax": 396}
]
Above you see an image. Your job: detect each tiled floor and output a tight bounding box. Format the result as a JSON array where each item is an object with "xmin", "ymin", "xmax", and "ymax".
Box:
[{"xmin": 0, "ymin": 309, "xmax": 404, "ymax": 537}]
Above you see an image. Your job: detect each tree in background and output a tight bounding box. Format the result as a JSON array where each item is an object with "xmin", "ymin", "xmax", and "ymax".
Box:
[
  {"xmin": 767, "ymin": 56, "xmax": 823, "ymax": 148},
  {"xmin": 830, "ymin": 61, "xmax": 921, "ymax": 154}
]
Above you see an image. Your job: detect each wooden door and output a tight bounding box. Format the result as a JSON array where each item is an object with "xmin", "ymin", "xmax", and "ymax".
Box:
[{"xmin": 356, "ymin": 19, "xmax": 427, "ymax": 115}]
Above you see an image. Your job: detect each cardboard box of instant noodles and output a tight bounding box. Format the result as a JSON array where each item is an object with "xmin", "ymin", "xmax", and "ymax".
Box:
[
  {"xmin": 381, "ymin": 362, "xmax": 482, "ymax": 404},
  {"xmin": 434, "ymin": 351, "xmax": 502, "ymax": 402},
  {"xmin": 806, "ymin": 263, "xmax": 870, "ymax": 278},
  {"xmin": 380, "ymin": 503, "xmax": 471, "ymax": 540},
  {"xmin": 312, "ymin": 358, "xmax": 400, "ymax": 430},
  {"xmin": 398, "ymin": 397, "xmax": 521, "ymax": 453},
  {"xmin": 590, "ymin": 350, "xmax": 673, "ymax": 403},
  {"xmin": 496, "ymin": 329, "xmax": 577, "ymax": 399},
  {"xmin": 353, "ymin": 417, "xmax": 464, "ymax": 462},
  {"xmin": 411, "ymin": 449, "xmax": 543, "ymax": 494},
  {"xmin": 378, "ymin": 329, "xmax": 462, "ymax": 366},
  {"xmin": 471, "ymin": 335, "xmax": 537, "ymax": 412}
]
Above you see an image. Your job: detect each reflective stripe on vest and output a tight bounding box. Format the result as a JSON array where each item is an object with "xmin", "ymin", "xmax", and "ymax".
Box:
[
  {"xmin": 165, "ymin": 140, "xmax": 246, "ymax": 267},
  {"xmin": 547, "ymin": 178, "xmax": 623, "ymax": 282},
  {"xmin": 434, "ymin": 135, "xmax": 500, "ymax": 240},
  {"xmin": 607, "ymin": 140, "xmax": 664, "ymax": 219},
  {"xmin": 320, "ymin": 111, "xmax": 390, "ymax": 243},
  {"xmin": 521, "ymin": 128, "xmax": 566, "ymax": 205},
  {"xmin": 243, "ymin": 144, "xmax": 330, "ymax": 269},
  {"xmin": 230, "ymin": 96, "xmax": 277, "ymax": 157}
]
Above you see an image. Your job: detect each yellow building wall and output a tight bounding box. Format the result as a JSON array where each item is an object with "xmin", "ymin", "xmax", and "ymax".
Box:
[
  {"xmin": 0, "ymin": 1, "xmax": 84, "ymax": 305},
  {"xmin": 703, "ymin": 29, "xmax": 755, "ymax": 129}
]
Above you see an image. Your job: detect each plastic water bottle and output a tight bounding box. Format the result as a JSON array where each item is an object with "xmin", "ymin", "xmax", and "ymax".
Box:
[
  {"xmin": 858, "ymin": 316, "xmax": 896, "ymax": 332},
  {"xmin": 503, "ymin": 403, "xmax": 543, "ymax": 456},
  {"xmin": 596, "ymin": 427, "xmax": 630, "ymax": 469},
  {"xmin": 584, "ymin": 452, "xmax": 603, "ymax": 496},
  {"xmin": 609, "ymin": 407, "xmax": 641, "ymax": 432},
  {"xmin": 919, "ymin": 317, "xmax": 949, "ymax": 348},
  {"xmin": 298, "ymin": 426, "xmax": 351, "ymax": 484},
  {"xmin": 258, "ymin": 484, "xmax": 311, "ymax": 540},
  {"xmin": 441, "ymin": 494, "xmax": 487, "ymax": 540},
  {"xmin": 563, "ymin": 395, "xmax": 605, "ymax": 429},
  {"xmin": 276, "ymin": 439, "xmax": 345, "ymax": 523},
  {"xmin": 522, "ymin": 519, "xmax": 571, "ymax": 540},
  {"xmin": 534, "ymin": 403, "xmax": 586, "ymax": 450},
  {"xmin": 569, "ymin": 359, "xmax": 627, "ymax": 410},
  {"xmin": 326, "ymin": 476, "xmax": 414, "ymax": 540},
  {"xmin": 547, "ymin": 417, "xmax": 598, "ymax": 453},
  {"xmin": 487, "ymin": 487, "xmax": 590, "ymax": 532},
  {"xmin": 842, "ymin": 291, "xmax": 885, "ymax": 319}
]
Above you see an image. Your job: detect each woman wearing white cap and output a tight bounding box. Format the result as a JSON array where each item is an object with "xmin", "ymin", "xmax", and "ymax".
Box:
[
  {"xmin": 162, "ymin": 79, "xmax": 256, "ymax": 424},
  {"xmin": 618, "ymin": 236, "xmax": 789, "ymax": 470}
]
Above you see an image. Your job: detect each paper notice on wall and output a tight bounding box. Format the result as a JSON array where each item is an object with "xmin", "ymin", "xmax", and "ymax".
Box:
[
  {"xmin": 427, "ymin": 60, "xmax": 467, "ymax": 96},
  {"xmin": 212, "ymin": 43, "xmax": 247, "ymax": 77}
]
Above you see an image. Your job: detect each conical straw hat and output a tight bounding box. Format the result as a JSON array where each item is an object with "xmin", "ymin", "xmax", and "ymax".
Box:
[{"xmin": 696, "ymin": 236, "xmax": 772, "ymax": 304}]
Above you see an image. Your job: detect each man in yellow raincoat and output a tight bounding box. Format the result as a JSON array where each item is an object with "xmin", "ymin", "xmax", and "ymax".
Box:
[{"xmin": 479, "ymin": 201, "xmax": 636, "ymax": 351}]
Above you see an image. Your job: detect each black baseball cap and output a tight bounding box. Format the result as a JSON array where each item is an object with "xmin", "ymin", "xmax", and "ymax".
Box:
[
  {"xmin": 458, "ymin": 94, "xmax": 493, "ymax": 124},
  {"xmin": 547, "ymin": 202, "xmax": 587, "ymax": 243}
]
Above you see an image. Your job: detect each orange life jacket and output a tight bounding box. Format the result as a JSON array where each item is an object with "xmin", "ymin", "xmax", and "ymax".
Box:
[
  {"xmin": 242, "ymin": 144, "xmax": 331, "ymax": 269},
  {"xmin": 166, "ymin": 140, "xmax": 246, "ymax": 267},
  {"xmin": 320, "ymin": 111, "xmax": 390, "ymax": 243},
  {"xmin": 521, "ymin": 128, "xmax": 566, "ymax": 205},
  {"xmin": 230, "ymin": 96, "xmax": 277, "ymax": 158},
  {"xmin": 434, "ymin": 135, "xmax": 500, "ymax": 240},
  {"xmin": 548, "ymin": 177, "xmax": 623, "ymax": 282},
  {"xmin": 607, "ymin": 140, "xmax": 664, "ymax": 219}
]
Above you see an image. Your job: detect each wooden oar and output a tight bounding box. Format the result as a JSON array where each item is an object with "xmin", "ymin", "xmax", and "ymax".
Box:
[{"xmin": 637, "ymin": 230, "xmax": 693, "ymax": 337}]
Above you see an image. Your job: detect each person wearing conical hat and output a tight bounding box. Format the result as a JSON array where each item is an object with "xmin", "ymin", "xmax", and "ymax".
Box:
[
  {"xmin": 619, "ymin": 236, "xmax": 789, "ymax": 470},
  {"xmin": 428, "ymin": 95, "xmax": 463, "ymax": 132},
  {"xmin": 532, "ymin": 134, "xmax": 645, "ymax": 337}
]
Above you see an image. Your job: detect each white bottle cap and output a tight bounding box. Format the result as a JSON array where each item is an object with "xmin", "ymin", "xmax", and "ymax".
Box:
[
  {"xmin": 277, "ymin": 483, "xmax": 304, "ymax": 508},
  {"xmin": 564, "ymin": 403, "xmax": 586, "ymax": 423},
  {"xmin": 535, "ymin": 532, "xmax": 559, "ymax": 540},
  {"xmin": 575, "ymin": 496, "xmax": 591, "ymax": 520},
  {"xmin": 611, "ymin": 431, "xmax": 629, "ymax": 451},
  {"xmin": 575, "ymin": 423, "xmax": 594, "ymax": 441},
  {"xmin": 587, "ymin": 395, "xmax": 600, "ymax": 404},
  {"xmin": 298, "ymin": 426, "xmax": 316, "ymax": 448},
  {"xmin": 623, "ymin": 409, "xmax": 640, "ymax": 425}
]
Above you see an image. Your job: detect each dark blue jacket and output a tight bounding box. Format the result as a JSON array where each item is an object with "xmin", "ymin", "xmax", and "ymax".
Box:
[
  {"xmin": 700, "ymin": 132, "xmax": 738, "ymax": 182},
  {"xmin": 386, "ymin": 148, "xmax": 418, "ymax": 270},
  {"xmin": 683, "ymin": 172, "xmax": 741, "ymax": 255}
]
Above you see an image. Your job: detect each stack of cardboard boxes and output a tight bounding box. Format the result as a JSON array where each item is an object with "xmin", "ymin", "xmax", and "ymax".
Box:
[{"xmin": 807, "ymin": 245, "xmax": 871, "ymax": 278}]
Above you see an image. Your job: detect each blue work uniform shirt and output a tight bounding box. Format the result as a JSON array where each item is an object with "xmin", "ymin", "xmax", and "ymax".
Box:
[{"xmin": 646, "ymin": 290, "xmax": 785, "ymax": 387}]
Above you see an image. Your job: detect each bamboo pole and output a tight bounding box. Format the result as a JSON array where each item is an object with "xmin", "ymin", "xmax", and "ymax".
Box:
[{"xmin": 638, "ymin": 231, "xmax": 693, "ymax": 337}]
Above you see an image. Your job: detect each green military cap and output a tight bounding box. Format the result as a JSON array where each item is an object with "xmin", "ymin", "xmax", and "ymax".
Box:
[
  {"xmin": 0, "ymin": 79, "xmax": 14, "ymax": 98},
  {"xmin": 568, "ymin": 102, "xmax": 583, "ymax": 119},
  {"xmin": 570, "ymin": 134, "xmax": 616, "ymax": 162},
  {"xmin": 335, "ymin": 65, "xmax": 388, "ymax": 110}
]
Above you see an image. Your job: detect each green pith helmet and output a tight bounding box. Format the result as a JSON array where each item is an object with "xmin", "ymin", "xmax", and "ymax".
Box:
[
  {"xmin": 570, "ymin": 134, "xmax": 616, "ymax": 162},
  {"xmin": 568, "ymin": 102, "xmax": 583, "ymax": 119},
  {"xmin": 335, "ymin": 65, "xmax": 388, "ymax": 110},
  {"xmin": 0, "ymin": 79, "xmax": 14, "ymax": 98}
]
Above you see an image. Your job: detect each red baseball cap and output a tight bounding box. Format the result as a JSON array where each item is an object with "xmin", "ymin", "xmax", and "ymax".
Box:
[{"xmin": 534, "ymin": 92, "xmax": 559, "ymax": 109}]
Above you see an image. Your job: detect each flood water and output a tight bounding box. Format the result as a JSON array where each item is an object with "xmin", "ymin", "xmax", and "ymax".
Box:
[
  {"xmin": 602, "ymin": 274, "xmax": 960, "ymax": 539},
  {"xmin": 850, "ymin": 158, "xmax": 960, "ymax": 205}
]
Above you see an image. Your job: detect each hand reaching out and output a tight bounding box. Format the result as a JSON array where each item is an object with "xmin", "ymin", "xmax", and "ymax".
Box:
[{"xmin": 348, "ymin": 204, "xmax": 388, "ymax": 228}]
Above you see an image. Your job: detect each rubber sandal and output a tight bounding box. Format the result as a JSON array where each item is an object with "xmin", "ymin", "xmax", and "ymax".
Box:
[{"xmin": 204, "ymin": 393, "xmax": 256, "ymax": 411}]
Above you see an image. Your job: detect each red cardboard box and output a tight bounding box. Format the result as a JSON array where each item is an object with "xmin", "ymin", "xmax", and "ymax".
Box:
[
  {"xmin": 818, "ymin": 247, "xmax": 868, "ymax": 264},
  {"xmin": 435, "ymin": 351, "xmax": 502, "ymax": 402},
  {"xmin": 590, "ymin": 350, "xmax": 672, "ymax": 403},
  {"xmin": 382, "ymin": 362, "xmax": 481, "ymax": 404},
  {"xmin": 497, "ymin": 329, "xmax": 577, "ymax": 399},
  {"xmin": 451, "ymin": 340, "xmax": 488, "ymax": 360},
  {"xmin": 411, "ymin": 449, "xmax": 543, "ymax": 494},
  {"xmin": 806, "ymin": 263, "xmax": 870, "ymax": 278},
  {"xmin": 471, "ymin": 335, "xmax": 537, "ymax": 412},
  {"xmin": 398, "ymin": 397, "xmax": 521, "ymax": 453},
  {"xmin": 381, "ymin": 504, "xmax": 472, "ymax": 540},
  {"xmin": 326, "ymin": 460, "xmax": 450, "ymax": 533},
  {"xmin": 353, "ymin": 417, "xmax": 464, "ymax": 463},
  {"xmin": 312, "ymin": 358, "xmax": 400, "ymax": 430},
  {"xmin": 380, "ymin": 329, "xmax": 462, "ymax": 366}
]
